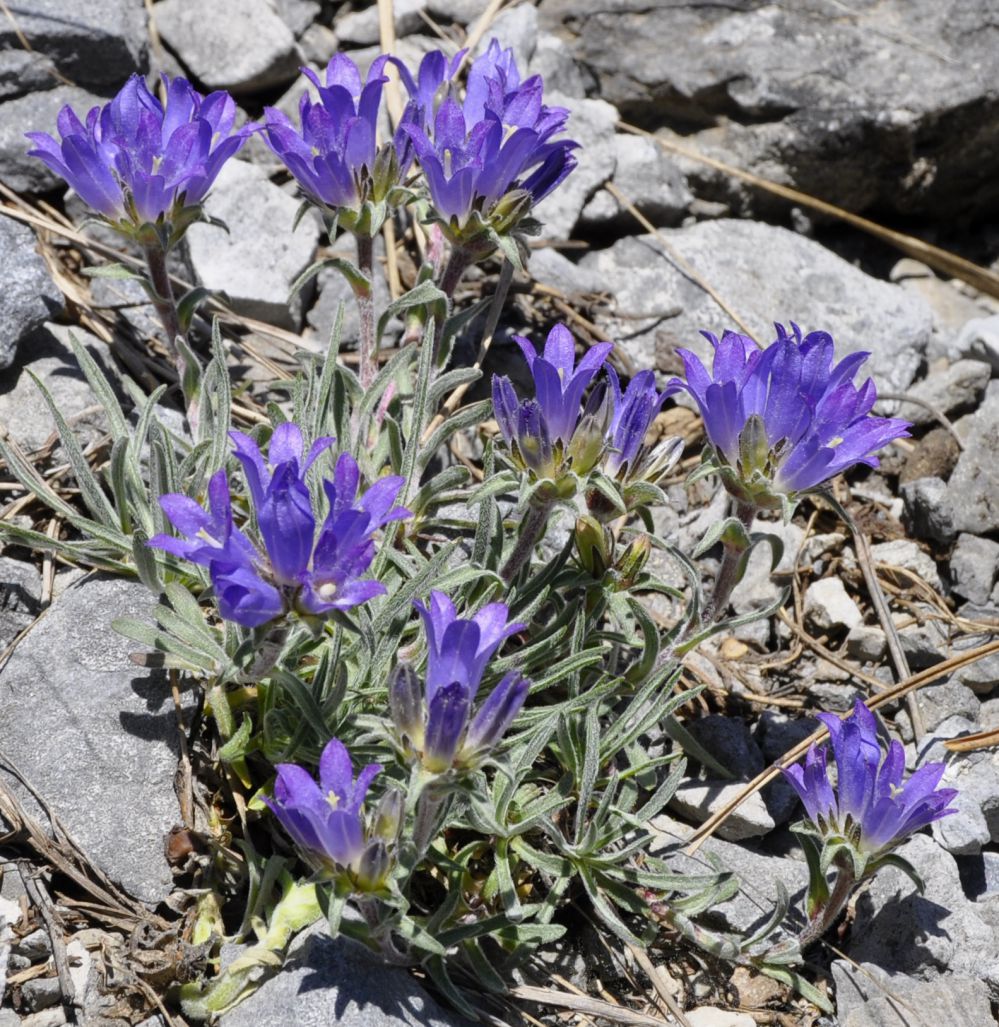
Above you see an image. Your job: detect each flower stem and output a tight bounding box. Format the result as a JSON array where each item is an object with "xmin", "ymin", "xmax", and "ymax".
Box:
[
  {"xmin": 702, "ymin": 499, "xmax": 757, "ymax": 625},
  {"xmin": 501, "ymin": 498, "xmax": 555, "ymax": 584},
  {"xmin": 355, "ymin": 232, "xmax": 377, "ymax": 392},
  {"xmin": 143, "ymin": 243, "xmax": 183, "ymax": 363},
  {"xmin": 432, "ymin": 245, "xmax": 472, "ymax": 365},
  {"xmin": 797, "ymin": 863, "xmax": 855, "ymax": 950}
]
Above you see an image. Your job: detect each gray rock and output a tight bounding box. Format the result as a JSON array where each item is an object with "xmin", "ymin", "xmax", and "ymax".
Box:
[
  {"xmin": 871, "ymin": 539, "xmax": 942, "ymax": 593},
  {"xmin": 954, "ymin": 315, "xmax": 999, "ymax": 371},
  {"xmin": 649, "ymin": 814, "xmax": 805, "ymax": 937},
  {"xmin": 849, "ymin": 833, "xmax": 999, "ymax": 980},
  {"xmin": 901, "ymin": 477, "xmax": 957, "ymax": 543},
  {"xmin": 426, "ymin": 0, "xmax": 490, "ymax": 25},
  {"xmin": 528, "ymin": 33, "xmax": 587, "ymax": 97},
  {"xmin": 534, "ymin": 92, "xmax": 618, "ymax": 240},
  {"xmin": 218, "ymin": 922, "xmax": 471, "ymax": 1027},
  {"xmin": 476, "ymin": 4, "xmax": 538, "ymax": 69},
  {"xmin": 275, "ymin": 0, "xmax": 320, "ymax": 37},
  {"xmin": 669, "ymin": 780, "xmax": 775, "ymax": 842},
  {"xmin": 22, "ymin": 976, "xmax": 60, "ymax": 1012},
  {"xmin": 687, "ymin": 716, "xmax": 763, "ymax": 779},
  {"xmin": 904, "ymin": 359, "xmax": 991, "ymax": 426},
  {"xmin": 891, "ymin": 260, "xmax": 995, "ymax": 345},
  {"xmin": 954, "ymin": 647, "xmax": 999, "ymax": 696},
  {"xmin": 846, "ymin": 625, "xmax": 887, "ymax": 664},
  {"xmin": 897, "ymin": 612, "xmax": 949, "ymax": 670},
  {"xmin": 950, "ymin": 534, "xmax": 999, "ymax": 605},
  {"xmin": 832, "ymin": 960, "xmax": 994, "ymax": 1027},
  {"xmin": 14, "ymin": 928, "xmax": 51, "ymax": 960},
  {"xmin": 539, "ymin": 0, "xmax": 999, "ymax": 220},
  {"xmin": 1, "ymin": 0, "xmax": 147, "ymax": 88},
  {"xmin": 912, "ymin": 681, "xmax": 980, "ymax": 734},
  {"xmin": 0, "ymin": 576, "xmax": 186, "ymax": 904},
  {"xmin": 186, "ymin": 160, "xmax": 320, "ymax": 329},
  {"xmin": 685, "ymin": 1010, "xmax": 755, "ymax": 1027},
  {"xmin": 579, "ymin": 222, "xmax": 933, "ymax": 386},
  {"xmin": 931, "ymin": 396, "xmax": 999, "ymax": 536},
  {"xmin": 0, "ymin": 50, "xmax": 59, "ymax": 102},
  {"xmin": 918, "ymin": 717, "xmax": 999, "ymax": 856},
  {"xmin": 0, "ymin": 324, "xmax": 109, "ymax": 454},
  {"xmin": 0, "ymin": 557, "xmax": 42, "ymax": 650},
  {"xmin": 581, "ymin": 134, "xmax": 692, "ymax": 229},
  {"xmin": 0, "ymin": 217, "xmax": 62, "ymax": 371},
  {"xmin": 0, "ymin": 86, "xmax": 107, "ymax": 195},
  {"xmin": 337, "ymin": 0, "xmax": 426, "ymax": 44},
  {"xmin": 155, "ymin": 0, "xmax": 301, "ymax": 93},
  {"xmin": 804, "ymin": 578, "xmax": 862, "ymax": 634}
]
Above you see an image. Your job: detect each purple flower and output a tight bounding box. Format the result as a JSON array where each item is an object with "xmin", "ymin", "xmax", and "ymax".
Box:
[
  {"xmin": 783, "ymin": 700, "xmax": 957, "ymax": 857},
  {"xmin": 149, "ymin": 424, "xmax": 410, "ymax": 628},
  {"xmin": 413, "ymin": 590, "xmax": 523, "ymax": 702},
  {"xmin": 390, "ymin": 595, "xmax": 529, "ymax": 773},
  {"xmin": 399, "ymin": 40, "xmax": 576, "ymax": 242},
  {"xmin": 298, "ymin": 454, "xmax": 410, "ymax": 614},
  {"xmin": 390, "ymin": 664, "xmax": 529, "ymax": 774},
  {"xmin": 27, "ymin": 74, "xmax": 246, "ymax": 232},
  {"xmin": 492, "ymin": 323, "xmax": 613, "ymax": 480},
  {"xmin": 263, "ymin": 54, "xmax": 406, "ymax": 227},
  {"xmin": 266, "ymin": 737, "xmax": 391, "ymax": 888},
  {"xmin": 604, "ymin": 367, "xmax": 669, "ymax": 478},
  {"xmin": 667, "ymin": 324, "xmax": 910, "ymax": 507}
]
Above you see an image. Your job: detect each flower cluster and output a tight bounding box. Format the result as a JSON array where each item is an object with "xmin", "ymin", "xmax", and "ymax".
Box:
[
  {"xmin": 784, "ymin": 700, "xmax": 957, "ymax": 872},
  {"xmin": 267, "ymin": 737, "xmax": 400, "ymax": 892},
  {"xmin": 390, "ymin": 591, "xmax": 528, "ymax": 773},
  {"xmin": 399, "ymin": 40, "xmax": 577, "ymax": 250},
  {"xmin": 492, "ymin": 323, "xmax": 613, "ymax": 487},
  {"xmin": 668, "ymin": 324, "xmax": 911, "ymax": 511},
  {"xmin": 262, "ymin": 55, "xmax": 407, "ymax": 236},
  {"xmin": 27, "ymin": 74, "xmax": 246, "ymax": 243},
  {"xmin": 150, "ymin": 423, "xmax": 409, "ymax": 628}
]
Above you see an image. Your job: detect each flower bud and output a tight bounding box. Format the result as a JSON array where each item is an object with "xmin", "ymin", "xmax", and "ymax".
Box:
[
  {"xmin": 353, "ymin": 838, "xmax": 392, "ymax": 893},
  {"xmin": 460, "ymin": 673, "xmax": 529, "ymax": 765},
  {"xmin": 389, "ymin": 664, "xmax": 424, "ymax": 750},
  {"xmin": 371, "ymin": 788, "xmax": 404, "ymax": 844},
  {"xmin": 423, "ymin": 682, "xmax": 471, "ymax": 773},
  {"xmin": 616, "ymin": 534, "xmax": 651, "ymax": 590},
  {"xmin": 575, "ymin": 516, "xmax": 611, "ymax": 578}
]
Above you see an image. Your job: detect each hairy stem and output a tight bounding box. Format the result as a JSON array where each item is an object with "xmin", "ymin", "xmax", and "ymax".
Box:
[
  {"xmin": 500, "ymin": 499, "xmax": 555, "ymax": 584},
  {"xmin": 432, "ymin": 245, "xmax": 472, "ymax": 364},
  {"xmin": 702, "ymin": 499, "xmax": 757, "ymax": 625},
  {"xmin": 797, "ymin": 863, "xmax": 855, "ymax": 950},
  {"xmin": 355, "ymin": 232, "xmax": 377, "ymax": 391},
  {"xmin": 143, "ymin": 243, "xmax": 182, "ymax": 361}
]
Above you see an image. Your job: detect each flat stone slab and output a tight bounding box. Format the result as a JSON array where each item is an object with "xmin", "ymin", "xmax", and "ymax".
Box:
[
  {"xmin": 219, "ymin": 924, "xmax": 472, "ymax": 1027},
  {"xmin": 0, "ymin": 576, "xmax": 184, "ymax": 905},
  {"xmin": 579, "ymin": 220, "xmax": 933, "ymax": 392}
]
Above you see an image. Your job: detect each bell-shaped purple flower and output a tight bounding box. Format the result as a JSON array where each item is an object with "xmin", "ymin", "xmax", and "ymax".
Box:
[
  {"xmin": 414, "ymin": 590, "xmax": 523, "ymax": 702},
  {"xmin": 399, "ymin": 40, "xmax": 576, "ymax": 243},
  {"xmin": 391, "ymin": 595, "xmax": 528, "ymax": 774},
  {"xmin": 263, "ymin": 54, "xmax": 407, "ymax": 230},
  {"xmin": 604, "ymin": 367, "xmax": 668, "ymax": 478},
  {"xmin": 783, "ymin": 700, "xmax": 957, "ymax": 858},
  {"xmin": 266, "ymin": 737, "xmax": 390, "ymax": 889},
  {"xmin": 26, "ymin": 74, "xmax": 246, "ymax": 233},
  {"xmin": 667, "ymin": 323, "xmax": 911, "ymax": 508},
  {"xmin": 230, "ymin": 423, "xmax": 335, "ymax": 585},
  {"xmin": 298, "ymin": 455, "xmax": 409, "ymax": 614},
  {"xmin": 493, "ymin": 323, "xmax": 613, "ymax": 481},
  {"xmin": 149, "ymin": 423, "xmax": 409, "ymax": 629}
]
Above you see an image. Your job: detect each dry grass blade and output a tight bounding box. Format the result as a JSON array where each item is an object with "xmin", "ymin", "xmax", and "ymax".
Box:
[
  {"xmin": 944, "ymin": 726, "xmax": 999, "ymax": 753},
  {"xmin": 511, "ymin": 984, "xmax": 674, "ymax": 1026},
  {"xmin": 604, "ymin": 181, "xmax": 754, "ymax": 339},
  {"xmin": 627, "ymin": 944, "xmax": 692, "ymax": 1027},
  {"xmin": 460, "ymin": 0, "xmax": 508, "ymax": 69},
  {"xmin": 684, "ymin": 637, "xmax": 999, "ymax": 853},
  {"xmin": 618, "ymin": 122, "xmax": 999, "ymax": 302}
]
